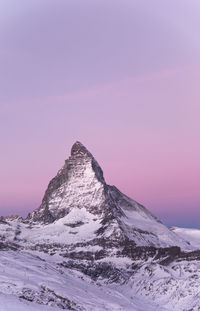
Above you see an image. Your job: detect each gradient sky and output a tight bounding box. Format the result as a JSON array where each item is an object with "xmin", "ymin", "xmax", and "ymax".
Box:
[{"xmin": 1, "ymin": 0, "xmax": 200, "ymax": 228}]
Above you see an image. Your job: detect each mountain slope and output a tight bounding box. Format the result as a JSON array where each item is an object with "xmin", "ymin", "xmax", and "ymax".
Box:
[
  {"xmin": 0, "ymin": 249, "xmax": 167, "ymax": 311},
  {"xmin": 27, "ymin": 141, "xmax": 189, "ymax": 250}
]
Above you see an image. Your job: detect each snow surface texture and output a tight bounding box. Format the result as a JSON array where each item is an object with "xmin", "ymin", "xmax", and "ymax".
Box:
[
  {"xmin": 1, "ymin": 142, "xmax": 200, "ymax": 311},
  {"xmin": 0, "ymin": 250, "xmax": 163, "ymax": 311},
  {"xmin": 172, "ymin": 227, "xmax": 200, "ymax": 249}
]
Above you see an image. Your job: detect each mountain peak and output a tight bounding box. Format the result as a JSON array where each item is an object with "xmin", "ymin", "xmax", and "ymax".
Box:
[
  {"xmin": 26, "ymin": 142, "xmax": 190, "ymax": 250},
  {"xmin": 71, "ymin": 141, "xmax": 91, "ymax": 157},
  {"xmin": 27, "ymin": 142, "xmax": 106, "ymax": 223},
  {"xmin": 69, "ymin": 141, "xmax": 105, "ymax": 184}
]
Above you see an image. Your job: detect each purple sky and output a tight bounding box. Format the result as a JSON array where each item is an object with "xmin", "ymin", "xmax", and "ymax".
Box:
[{"xmin": 1, "ymin": 0, "xmax": 200, "ymax": 227}]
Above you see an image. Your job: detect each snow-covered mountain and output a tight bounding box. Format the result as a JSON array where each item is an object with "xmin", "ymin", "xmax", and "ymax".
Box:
[
  {"xmin": 1, "ymin": 141, "xmax": 200, "ymax": 311},
  {"xmin": 26, "ymin": 141, "xmax": 190, "ymax": 249}
]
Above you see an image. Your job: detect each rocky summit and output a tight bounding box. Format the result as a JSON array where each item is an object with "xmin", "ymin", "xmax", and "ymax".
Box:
[
  {"xmin": 27, "ymin": 141, "xmax": 106, "ymax": 223},
  {"xmin": 1, "ymin": 142, "xmax": 200, "ymax": 311},
  {"xmin": 27, "ymin": 141, "xmax": 188, "ymax": 249}
]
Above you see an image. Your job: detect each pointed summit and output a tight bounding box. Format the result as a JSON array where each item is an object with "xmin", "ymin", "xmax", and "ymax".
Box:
[
  {"xmin": 69, "ymin": 141, "xmax": 105, "ymax": 184},
  {"xmin": 27, "ymin": 142, "xmax": 106, "ymax": 223},
  {"xmin": 71, "ymin": 141, "xmax": 91, "ymax": 157},
  {"xmin": 26, "ymin": 142, "xmax": 188, "ymax": 250}
]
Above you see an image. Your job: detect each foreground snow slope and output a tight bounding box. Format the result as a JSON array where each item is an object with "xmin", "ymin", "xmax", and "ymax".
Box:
[
  {"xmin": 0, "ymin": 294, "xmax": 60, "ymax": 311},
  {"xmin": 1, "ymin": 246, "xmax": 200, "ymax": 311},
  {"xmin": 0, "ymin": 250, "xmax": 166, "ymax": 311}
]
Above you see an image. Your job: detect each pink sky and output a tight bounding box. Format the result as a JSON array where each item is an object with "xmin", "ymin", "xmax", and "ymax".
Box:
[{"xmin": 1, "ymin": 0, "xmax": 200, "ymax": 227}]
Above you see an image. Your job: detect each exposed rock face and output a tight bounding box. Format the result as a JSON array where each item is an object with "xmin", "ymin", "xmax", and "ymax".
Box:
[
  {"xmin": 26, "ymin": 141, "xmax": 189, "ymax": 250},
  {"xmin": 1, "ymin": 215, "xmax": 23, "ymax": 222},
  {"xmin": 27, "ymin": 141, "xmax": 107, "ymax": 223}
]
